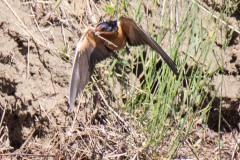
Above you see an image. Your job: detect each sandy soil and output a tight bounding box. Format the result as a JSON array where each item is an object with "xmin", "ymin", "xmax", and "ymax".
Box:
[{"xmin": 0, "ymin": 0, "xmax": 239, "ymax": 159}]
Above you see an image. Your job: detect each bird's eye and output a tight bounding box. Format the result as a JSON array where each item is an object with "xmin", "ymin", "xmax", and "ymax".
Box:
[
  {"xmin": 96, "ymin": 22, "xmax": 112, "ymax": 32},
  {"xmin": 103, "ymin": 26, "xmax": 107, "ymax": 31}
]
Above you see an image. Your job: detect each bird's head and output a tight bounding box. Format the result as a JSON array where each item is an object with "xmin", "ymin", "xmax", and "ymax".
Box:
[{"xmin": 95, "ymin": 21, "xmax": 118, "ymax": 33}]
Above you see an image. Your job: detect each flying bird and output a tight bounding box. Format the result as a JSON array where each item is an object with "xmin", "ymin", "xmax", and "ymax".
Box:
[{"xmin": 69, "ymin": 16, "xmax": 178, "ymax": 110}]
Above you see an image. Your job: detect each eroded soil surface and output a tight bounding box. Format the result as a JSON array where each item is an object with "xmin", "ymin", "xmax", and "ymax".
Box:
[{"xmin": 0, "ymin": 0, "xmax": 239, "ymax": 159}]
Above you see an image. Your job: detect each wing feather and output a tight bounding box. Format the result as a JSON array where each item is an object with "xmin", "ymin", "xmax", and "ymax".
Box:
[
  {"xmin": 119, "ymin": 16, "xmax": 178, "ymax": 75},
  {"xmin": 69, "ymin": 32, "xmax": 111, "ymax": 110}
]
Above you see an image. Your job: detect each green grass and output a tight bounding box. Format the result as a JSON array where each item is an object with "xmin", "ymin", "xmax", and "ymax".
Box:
[
  {"xmin": 63, "ymin": 0, "xmax": 237, "ymax": 158},
  {"xmin": 1, "ymin": 0, "xmax": 237, "ymax": 159},
  {"xmin": 106, "ymin": 0, "xmax": 226, "ymax": 158}
]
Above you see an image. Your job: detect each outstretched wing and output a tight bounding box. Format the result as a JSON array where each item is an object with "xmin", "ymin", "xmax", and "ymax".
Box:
[
  {"xmin": 69, "ymin": 31, "xmax": 111, "ymax": 110},
  {"xmin": 119, "ymin": 16, "xmax": 178, "ymax": 75}
]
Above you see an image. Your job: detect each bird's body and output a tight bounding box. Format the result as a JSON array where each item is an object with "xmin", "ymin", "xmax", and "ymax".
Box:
[{"xmin": 69, "ymin": 16, "xmax": 178, "ymax": 110}]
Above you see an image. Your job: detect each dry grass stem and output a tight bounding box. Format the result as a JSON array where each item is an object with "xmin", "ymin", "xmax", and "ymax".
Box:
[
  {"xmin": 1, "ymin": 0, "xmax": 239, "ymax": 159},
  {"xmin": 190, "ymin": 0, "xmax": 240, "ymax": 34}
]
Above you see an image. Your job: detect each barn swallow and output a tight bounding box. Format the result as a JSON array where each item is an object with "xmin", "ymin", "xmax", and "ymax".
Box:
[{"xmin": 69, "ymin": 16, "xmax": 178, "ymax": 110}]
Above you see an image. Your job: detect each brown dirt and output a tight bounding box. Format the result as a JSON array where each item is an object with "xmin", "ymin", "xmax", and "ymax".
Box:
[{"xmin": 0, "ymin": 0, "xmax": 239, "ymax": 159}]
